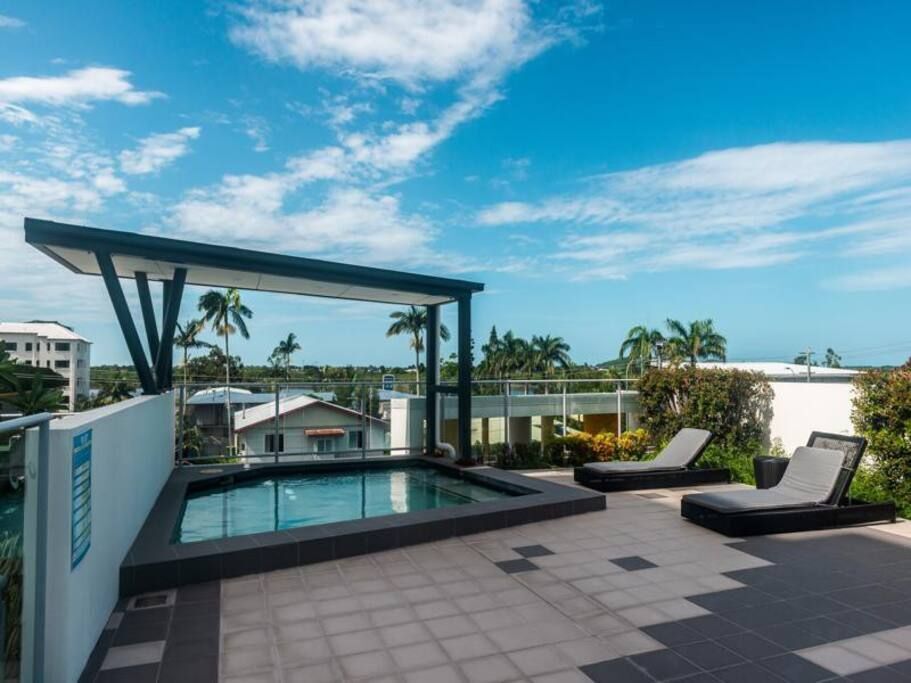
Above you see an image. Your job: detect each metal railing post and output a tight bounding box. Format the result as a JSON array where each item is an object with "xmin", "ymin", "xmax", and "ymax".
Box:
[
  {"xmin": 361, "ymin": 386, "xmax": 367, "ymax": 460},
  {"xmin": 177, "ymin": 385, "xmax": 185, "ymax": 465},
  {"xmin": 33, "ymin": 417, "xmax": 50, "ymax": 683},
  {"xmin": 273, "ymin": 385, "xmax": 280, "ymax": 464},
  {"xmin": 616, "ymin": 381, "xmax": 622, "ymax": 436}
]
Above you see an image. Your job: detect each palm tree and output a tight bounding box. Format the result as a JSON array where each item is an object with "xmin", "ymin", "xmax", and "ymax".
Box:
[
  {"xmin": 619, "ymin": 326, "xmax": 665, "ymax": 375},
  {"xmin": 824, "ymin": 348, "xmax": 842, "ymax": 368},
  {"xmin": 174, "ymin": 319, "xmax": 211, "ymax": 385},
  {"xmin": 531, "ymin": 335, "xmax": 572, "ymax": 378},
  {"xmin": 386, "ymin": 306, "xmax": 450, "ymax": 394},
  {"xmin": 665, "ymin": 318, "xmax": 727, "ymax": 366},
  {"xmin": 6, "ymin": 376, "xmax": 66, "ymax": 414},
  {"xmin": 271, "ymin": 333, "xmax": 301, "ymax": 381},
  {"xmin": 198, "ymin": 288, "xmax": 253, "ymax": 452}
]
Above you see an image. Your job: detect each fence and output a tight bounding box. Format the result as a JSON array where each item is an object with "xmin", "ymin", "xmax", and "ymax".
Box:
[
  {"xmin": 173, "ymin": 378, "xmax": 640, "ymax": 466},
  {"xmin": 0, "ymin": 412, "xmax": 52, "ymax": 683}
]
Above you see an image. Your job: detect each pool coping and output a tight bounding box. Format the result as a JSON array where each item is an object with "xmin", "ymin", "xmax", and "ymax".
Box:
[{"xmin": 119, "ymin": 457, "xmax": 605, "ymax": 597}]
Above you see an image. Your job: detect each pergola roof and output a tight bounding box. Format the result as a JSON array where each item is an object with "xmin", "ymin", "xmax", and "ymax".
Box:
[{"xmin": 24, "ymin": 218, "xmax": 484, "ymax": 305}]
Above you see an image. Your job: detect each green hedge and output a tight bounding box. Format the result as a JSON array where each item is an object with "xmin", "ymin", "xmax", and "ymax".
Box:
[
  {"xmin": 851, "ymin": 362, "xmax": 911, "ymax": 516},
  {"xmin": 638, "ymin": 367, "xmax": 773, "ymax": 482}
]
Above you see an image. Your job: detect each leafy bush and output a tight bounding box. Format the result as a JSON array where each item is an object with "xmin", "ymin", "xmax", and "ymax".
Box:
[
  {"xmin": 544, "ymin": 428, "xmax": 651, "ymax": 467},
  {"xmin": 638, "ymin": 368, "xmax": 773, "ymax": 451},
  {"xmin": 851, "ymin": 362, "xmax": 911, "ymax": 511}
]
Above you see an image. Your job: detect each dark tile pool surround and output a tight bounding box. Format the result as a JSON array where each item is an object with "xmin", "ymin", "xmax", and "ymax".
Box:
[{"xmin": 120, "ymin": 457, "xmax": 604, "ymax": 597}]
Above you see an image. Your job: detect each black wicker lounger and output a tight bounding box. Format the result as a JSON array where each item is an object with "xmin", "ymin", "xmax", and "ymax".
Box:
[
  {"xmin": 681, "ymin": 432, "xmax": 895, "ymax": 536},
  {"xmin": 574, "ymin": 428, "xmax": 728, "ymax": 492}
]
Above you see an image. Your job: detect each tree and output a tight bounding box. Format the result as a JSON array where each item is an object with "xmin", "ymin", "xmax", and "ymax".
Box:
[
  {"xmin": 824, "ymin": 348, "xmax": 842, "ymax": 368},
  {"xmin": 386, "ymin": 306, "xmax": 450, "ymax": 394},
  {"xmin": 665, "ymin": 319, "xmax": 727, "ymax": 366},
  {"xmin": 174, "ymin": 319, "xmax": 211, "ymax": 386},
  {"xmin": 531, "ymin": 335, "xmax": 572, "ymax": 382},
  {"xmin": 198, "ymin": 288, "xmax": 253, "ymax": 452},
  {"xmin": 619, "ymin": 326, "xmax": 665, "ymax": 375},
  {"xmin": 0, "ymin": 349, "xmax": 67, "ymax": 414},
  {"xmin": 271, "ymin": 333, "xmax": 301, "ymax": 381}
]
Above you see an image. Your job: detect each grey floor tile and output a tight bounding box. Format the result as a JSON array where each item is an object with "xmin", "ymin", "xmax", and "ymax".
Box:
[
  {"xmin": 495, "ymin": 558, "xmax": 539, "ymax": 573},
  {"xmin": 642, "ymin": 622, "xmax": 706, "ymax": 647},
  {"xmin": 713, "ymin": 662, "xmax": 785, "ymax": 682},
  {"xmin": 673, "ymin": 641, "xmax": 744, "ymax": 671},
  {"xmin": 580, "ymin": 657, "xmax": 653, "ymax": 682},
  {"xmin": 630, "ymin": 649, "xmax": 700, "ymax": 680},
  {"xmin": 514, "ymin": 544, "xmax": 556, "ymax": 558},
  {"xmin": 95, "ymin": 663, "xmax": 159, "ymax": 683},
  {"xmin": 715, "ymin": 631, "xmax": 785, "ymax": 661},
  {"xmin": 611, "ymin": 556, "xmax": 658, "ymax": 572},
  {"xmin": 759, "ymin": 653, "xmax": 839, "ymax": 683}
]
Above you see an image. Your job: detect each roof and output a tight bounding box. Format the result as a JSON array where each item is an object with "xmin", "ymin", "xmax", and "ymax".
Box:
[
  {"xmin": 187, "ymin": 388, "xmax": 335, "ymax": 406},
  {"xmin": 25, "ymin": 218, "xmax": 484, "ymax": 306},
  {"xmin": 695, "ymin": 361, "xmax": 859, "ymax": 379},
  {"xmin": 0, "ymin": 321, "xmax": 91, "ymax": 342},
  {"xmin": 234, "ymin": 394, "xmax": 388, "ymax": 432}
]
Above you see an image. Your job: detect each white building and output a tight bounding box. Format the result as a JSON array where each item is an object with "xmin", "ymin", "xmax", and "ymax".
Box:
[
  {"xmin": 695, "ymin": 361, "xmax": 858, "ymax": 383},
  {"xmin": 0, "ymin": 321, "xmax": 91, "ymax": 410},
  {"xmin": 234, "ymin": 394, "xmax": 389, "ymax": 461}
]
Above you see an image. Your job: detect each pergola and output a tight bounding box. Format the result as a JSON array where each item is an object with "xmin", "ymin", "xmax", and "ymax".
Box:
[{"xmin": 24, "ymin": 218, "xmax": 484, "ymax": 458}]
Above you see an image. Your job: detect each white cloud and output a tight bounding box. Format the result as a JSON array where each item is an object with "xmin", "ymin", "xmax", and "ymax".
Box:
[
  {"xmin": 478, "ymin": 140, "xmax": 911, "ymax": 283},
  {"xmin": 0, "ymin": 67, "xmax": 163, "ymax": 108},
  {"xmin": 241, "ymin": 116, "xmax": 269, "ymax": 152},
  {"xmin": 0, "ymin": 14, "xmax": 25, "ymax": 28},
  {"xmin": 120, "ymin": 127, "xmax": 201, "ymax": 175},
  {"xmin": 828, "ymin": 266, "xmax": 911, "ymax": 292},
  {"xmin": 229, "ymin": 0, "xmax": 548, "ymax": 89},
  {"xmin": 0, "ymin": 134, "xmax": 16, "ymax": 151}
]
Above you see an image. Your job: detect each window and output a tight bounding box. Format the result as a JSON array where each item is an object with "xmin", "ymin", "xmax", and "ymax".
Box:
[
  {"xmin": 264, "ymin": 433, "xmax": 284, "ymax": 452},
  {"xmin": 55, "ymin": 360, "xmax": 70, "ymax": 369},
  {"xmin": 3, "ymin": 342, "xmax": 16, "ymax": 351},
  {"xmin": 77, "ymin": 359, "xmax": 85, "ymax": 368},
  {"xmin": 46, "ymin": 343, "xmax": 50, "ymax": 351},
  {"xmin": 348, "ymin": 430, "xmax": 363, "ymax": 449},
  {"xmin": 24, "ymin": 360, "xmax": 32, "ymax": 366},
  {"xmin": 315, "ymin": 438, "xmax": 335, "ymax": 453},
  {"xmin": 55, "ymin": 342, "xmax": 70, "ymax": 351},
  {"xmin": 25, "ymin": 342, "xmax": 32, "ymax": 351}
]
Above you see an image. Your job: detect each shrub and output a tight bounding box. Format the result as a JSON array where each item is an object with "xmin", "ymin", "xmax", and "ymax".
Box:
[
  {"xmin": 638, "ymin": 367, "xmax": 773, "ymax": 451},
  {"xmin": 544, "ymin": 428, "xmax": 652, "ymax": 467},
  {"xmin": 851, "ymin": 362, "xmax": 911, "ymax": 510}
]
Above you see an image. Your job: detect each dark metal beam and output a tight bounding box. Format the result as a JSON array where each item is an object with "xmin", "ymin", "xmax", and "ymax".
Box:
[
  {"xmin": 457, "ymin": 295, "xmax": 472, "ymax": 461},
  {"xmin": 135, "ymin": 271, "xmax": 160, "ymax": 361},
  {"xmin": 425, "ymin": 305, "xmax": 440, "ymax": 455},
  {"xmin": 155, "ymin": 268, "xmax": 187, "ymax": 389},
  {"xmin": 25, "ymin": 218, "xmax": 484, "ymax": 303},
  {"xmin": 95, "ymin": 251, "xmax": 157, "ymax": 395}
]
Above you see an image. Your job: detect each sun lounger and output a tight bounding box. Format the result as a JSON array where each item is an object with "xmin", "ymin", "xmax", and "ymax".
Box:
[
  {"xmin": 574, "ymin": 428, "xmax": 728, "ymax": 492},
  {"xmin": 681, "ymin": 432, "xmax": 895, "ymax": 536}
]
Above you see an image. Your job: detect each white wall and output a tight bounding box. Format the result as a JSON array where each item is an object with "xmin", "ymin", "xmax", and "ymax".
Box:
[
  {"xmin": 22, "ymin": 394, "xmax": 174, "ymax": 683},
  {"xmin": 767, "ymin": 381, "xmax": 855, "ymax": 453}
]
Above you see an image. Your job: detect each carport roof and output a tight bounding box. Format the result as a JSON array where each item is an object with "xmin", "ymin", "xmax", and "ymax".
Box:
[{"xmin": 24, "ymin": 218, "xmax": 483, "ymax": 306}]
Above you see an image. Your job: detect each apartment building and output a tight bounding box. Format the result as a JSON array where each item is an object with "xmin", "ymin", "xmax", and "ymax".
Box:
[{"xmin": 0, "ymin": 321, "xmax": 91, "ymax": 410}]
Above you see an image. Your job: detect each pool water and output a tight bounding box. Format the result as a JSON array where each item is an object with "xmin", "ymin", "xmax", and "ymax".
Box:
[{"xmin": 175, "ymin": 466, "xmax": 521, "ymax": 543}]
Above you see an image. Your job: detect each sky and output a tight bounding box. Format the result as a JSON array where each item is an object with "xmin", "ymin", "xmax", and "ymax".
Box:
[{"xmin": 1, "ymin": 0, "xmax": 910, "ymax": 368}]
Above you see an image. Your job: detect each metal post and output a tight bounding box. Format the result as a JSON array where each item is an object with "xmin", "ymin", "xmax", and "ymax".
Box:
[
  {"xmin": 562, "ymin": 381, "xmax": 567, "ymax": 439},
  {"xmin": 425, "ymin": 305, "xmax": 440, "ymax": 456},
  {"xmin": 33, "ymin": 419, "xmax": 49, "ymax": 682},
  {"xmin": 135, "ymin": 272, "xmax": 160, "ymax": 361},
  {"xmin": 178, "ymin": 384, "xmax": 185, "ymax": 465},
  {"xmin": 155, "ymin": 268, "xmax": 187, "ymax": 389},
  {"xmin": 361, "ymin": 386, "xmax": 368, "ymax": 460},
  {"xmin": 616, "ymin": 381, "xmax": 622, "ymax": 436},
  {"xmin": 457, "ymin": 295, "xmax": 472, "ymax": 460},
  {"xmin": 504, "ymin": 380, "xmax": 511, "ymax": 448},
  {"xmin": 95, "ymin": 251, "xmax": 157, "ymax": 394},
  {"xmin": 273, "ymin": 385, "xmax": 280, "ymax": 464}
]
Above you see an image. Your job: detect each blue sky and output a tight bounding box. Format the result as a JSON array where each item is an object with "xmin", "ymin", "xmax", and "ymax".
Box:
[{"xmin": 1, "ymin": 0, "xmax": 910, "ymax": 368}]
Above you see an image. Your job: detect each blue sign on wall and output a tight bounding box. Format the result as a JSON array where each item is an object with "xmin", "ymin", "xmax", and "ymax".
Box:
[{"xmin": 71, "ymin": 429, "xmax": 92, "ymax": 570}]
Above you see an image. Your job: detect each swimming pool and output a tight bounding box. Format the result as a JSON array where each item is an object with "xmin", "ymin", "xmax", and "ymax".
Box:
[{"xmin": 175, "ymin": 465, "xmax": 523, "ymax": 543}]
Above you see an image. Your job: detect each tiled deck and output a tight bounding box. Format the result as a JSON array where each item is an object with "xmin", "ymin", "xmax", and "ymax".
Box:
[{"xmin": 84, "ymin": 474, "xmax": 911, "ymax": 682}]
